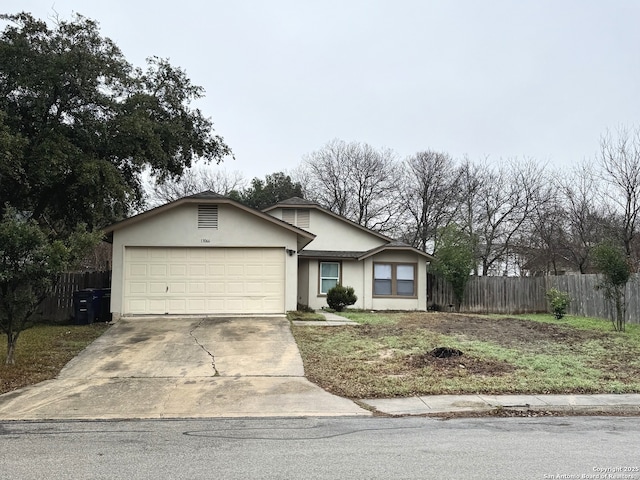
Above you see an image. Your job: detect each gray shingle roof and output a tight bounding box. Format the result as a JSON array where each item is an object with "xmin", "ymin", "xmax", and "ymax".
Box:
[
  {"xmin": 186, "ymin": 190, "xmax": 226, "ymax": 199},
  {"xmin": 272, "ymin": 197, "xmax": 318, "ymax": 206},
  {"xmin": 298, "ymin": 250, "xmax": 365, "ymax": 259}
]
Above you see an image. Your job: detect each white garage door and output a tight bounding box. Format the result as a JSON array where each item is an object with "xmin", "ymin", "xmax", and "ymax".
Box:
[{"xmin": 123, "ymin": 247, "xmax": 285, "ymax": 315}]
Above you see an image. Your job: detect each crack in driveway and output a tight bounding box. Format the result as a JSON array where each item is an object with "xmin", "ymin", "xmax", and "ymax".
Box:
[{"xmin": 189, "ymin": 320, "xmax": 219, "ymax": 377}]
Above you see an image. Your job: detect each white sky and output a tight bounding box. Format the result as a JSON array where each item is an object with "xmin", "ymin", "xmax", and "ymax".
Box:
[{"xmin": 4, "ymin": 1, "xmax": 640, "ymax": 179}]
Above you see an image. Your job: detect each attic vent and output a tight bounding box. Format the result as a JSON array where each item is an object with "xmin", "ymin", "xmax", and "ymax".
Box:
[
  {"xmin": 297, "ymin": 209, "xmax": 310, "ymax": 228},
  {"xmin": 282, "ymin": 208, "xmax": 309, "ymax": 228},
  {"xmin": 198, "ymin": 205, "xmax": 218, "ymax": 229},
  {"xmin": 282, "ymin": 208, "xmax": 295, "ymax": 224}
]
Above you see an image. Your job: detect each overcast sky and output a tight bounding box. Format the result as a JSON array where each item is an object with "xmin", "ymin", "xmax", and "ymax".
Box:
[{"xmin": 4, "ymin": 1, "xmax": 640, "ymax": 180}]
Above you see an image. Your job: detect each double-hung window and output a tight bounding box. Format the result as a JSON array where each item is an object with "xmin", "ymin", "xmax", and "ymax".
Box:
[
  {"xmin": 373, "ymin": 263, "xmax": 416, "ymax": 297},
  {"xmin": 319, "ymin": 262, "xmax": 340, "ymax": 295}
]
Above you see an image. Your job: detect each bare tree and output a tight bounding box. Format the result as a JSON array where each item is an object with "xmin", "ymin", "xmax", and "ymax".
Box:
[
  {"xmin": 456, "ymin": 158, "xmax": 487, "ymax": 274},
  {"xmin": 299, "ymin": 139, "xmax": 402, "ymax": 233},
  {"xmin": 557, "ymin": 163, "xmax": 610, "ymax": 273},
  {"xmin": 599, "ymin": 126, "xmax": 640, "ymax": 264},
  {"xmin": 514, "ymin": 180, "xmax": 566, "ymax": 276},
  {"xmin": 473, "ymin": 159, "xmax": 547, "ymax": 276},
  {"xmin": 401, "ymin": 150, "xmax": 461, "ymax": 254},
  {"xmin": 146, "ymin": 164, "xmax": 246, "ymax": 207}
]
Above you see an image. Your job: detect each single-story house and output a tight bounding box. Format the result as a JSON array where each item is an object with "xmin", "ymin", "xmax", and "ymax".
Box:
[{"xmin": 104, "ymin": 192, "xmax": 432, "ymax": 319}]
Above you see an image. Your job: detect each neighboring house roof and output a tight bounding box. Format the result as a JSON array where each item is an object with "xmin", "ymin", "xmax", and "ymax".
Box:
[
  {"xmin": 265, "ymin": 198, "xmax": 434, "ymax": 261},
  {"xmin": 103, "ymin": 191, "xmax": 316, "ymax": 251}
]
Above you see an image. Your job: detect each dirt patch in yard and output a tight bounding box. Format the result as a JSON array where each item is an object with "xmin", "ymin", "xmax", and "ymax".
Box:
[
  {"xmin": 407, "ymin": 351, "xmax": 516, "ymax": 377},
  {"xmin": 396, "ymin": 312, "xmax": 600, "ymax": 348}
]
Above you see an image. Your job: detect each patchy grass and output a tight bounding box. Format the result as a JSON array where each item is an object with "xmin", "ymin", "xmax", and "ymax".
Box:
[
  {"xmin": 0, "ymin": 322, "xmax": 110, "ymax": 395},
  {"xmin": 291, "ymin": 311, "xmax": 640, "ymax": 398},
  {"xmin": 287, "ymin": 311, "xmax": 326, "ymax": 321},
  {"xmin": 338, "ymin": 310, "xmax": 397, "ymax": 325}
]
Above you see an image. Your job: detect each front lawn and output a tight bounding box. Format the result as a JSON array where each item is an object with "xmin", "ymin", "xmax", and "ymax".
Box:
[
  {"xmin": 0, "ymin": 322, "xmax": 110, "ymax": 394},
  {"xmin": 291, "ymin": 312, "xmax": 640, "ymax": 398}
]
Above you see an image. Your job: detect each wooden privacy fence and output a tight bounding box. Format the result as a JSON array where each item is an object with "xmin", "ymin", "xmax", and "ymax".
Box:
[
  {"xmin": 428, "ymin": 273, "xmax": 640, "ymax": 324},
  {"xmin": 36, "ymin": 271, "xmax": 111, "ymax": 322}
]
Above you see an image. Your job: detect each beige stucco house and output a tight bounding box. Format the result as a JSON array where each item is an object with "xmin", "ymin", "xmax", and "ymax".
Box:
[{"xmin": 104, "ymin": 192, "xmax": 432, "ymax": 318}]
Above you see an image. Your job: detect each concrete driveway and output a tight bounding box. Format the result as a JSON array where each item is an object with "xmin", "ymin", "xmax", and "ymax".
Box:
[{"xmin": 0, "ymin": 316, "xmax": 368, "ymax": 420}]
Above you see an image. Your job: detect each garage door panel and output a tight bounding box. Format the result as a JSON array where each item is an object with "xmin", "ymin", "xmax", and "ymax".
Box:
[
  {"xmin": 167, "ymin": 299, "xmax": 187, "ymax": 311},
  {"xmin": 226, "ymin": 282, "xmax": 244, "ymax": 294},
  {"xmin": 150, "ymin": 249, "xmax": 168, "ymax": 260},
  {"xmin": 207, "ymin": 298, "xmax": 225, "ymax": 311},
  {"xmin": 264, "ymin": 282, "xmax": 282, "ymax": 294},
  {"xmin": 189, "ymin": 264, "xmax": 206, "ymax": 276},
  {"xmin": 226, "ymin": 298, "xmax": 245, "ymax": 311},
  {"xmin": 245, "ymin": 265, "xmax": 264, "ymax": 276},
  {"xmin": 168, "ymin": 282, "xmax": 187, "ymax": 294},
  {"xmin": 246, "ymin": 282, "xmax": 263, "ymax": 294},
  {"xmin": 264, "ymin": 264, "xmax": 282, "ymax": 275},
  {"xmin": 207, "ymin": 282, "xmax": 225, "ymax": 294},
  {"xmin": 129, "ymin": 249, "xmax": 150, "ymax": 260},
  {"xmin": 225, "ymin": 250, "xmax": 245, "ymax": 261},
  {"xmin": 124, "ymin": 247, "xmax": 285, "ymax": 315},
  {"xmin": 207, "ymin": 264, "xmax": 225, "ymax": 276},
  {"xmin": 169, "ymin": 264, "xmax": 187, "ymax": 276},
  {"xmin": 188, "ymin": 249, "xmax": 206, "ymax": 260},
  {"xmin": 148, "ymin": 282, "xmax": 166, "ymax": 294},
  {"xmin": 188, "ymin": 282, "xmax": 205, "ymax": 294},
  {"xmin": 127, "ymin": 299, "xmax": 148, "ymax": 313},
  {"xmin": 129, "ymin": 264, "xmax": 148, "ymax": 277},
  {"xmin": 263, "ymin": 298, "xmax": 282, "ymax": 311},
  {"xmin": 128, "ymin": 282, "xmax": 147, "ymax": 294},
  {"xmin": 187, "ymin": 299, "xmax": 206, "ymax": 312},
  {"xmin": 226, "ymin": 264, "xmax": 244, "ymax": 276},
  {"xmin": 169, "ymin": 249, "xmax": 187, "ymax": 259}
]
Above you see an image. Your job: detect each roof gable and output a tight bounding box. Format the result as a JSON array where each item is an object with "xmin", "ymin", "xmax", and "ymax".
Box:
[
  {"xmin": 264, "ymin": 198, "xmax": 393, "ymax": 243},
  {"xmin": 103, "ymin": 191, "xmax": 315, "ymax": 250},
  {"xmin": 265, "ymin": 198, "xmax": 434, "ymax": 260}
]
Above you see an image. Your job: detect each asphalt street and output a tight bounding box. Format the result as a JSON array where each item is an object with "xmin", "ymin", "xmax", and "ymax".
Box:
[{"xmin": 1, "ymin": 416, "xmax": 639, "ymax": 479}]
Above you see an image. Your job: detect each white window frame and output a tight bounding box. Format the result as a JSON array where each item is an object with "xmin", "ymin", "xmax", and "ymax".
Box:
[{"xmin": 319, "ymin": 261, "xmax": 341, "ymax": 295}]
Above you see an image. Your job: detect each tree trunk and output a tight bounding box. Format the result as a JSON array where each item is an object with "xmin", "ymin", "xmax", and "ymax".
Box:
[
  {"xmin": 454, "ymin": 297, "xmax": 462, "ymax": 312},
  {"xmin": 615, "ymin": 292, "xmax": 625, "ymax": 332},
  {"xmin": 6, "ymin": 336, "xmax": 16, "ymax": 365}
]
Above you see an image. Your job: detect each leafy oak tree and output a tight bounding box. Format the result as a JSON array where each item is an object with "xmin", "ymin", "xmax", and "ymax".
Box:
[
  {"xmin": 0, "ymin": 12, "xmax": 231, "ymax": 228},
  {"xmin": 0, "ymin": 12, "xmax": 231, "ymax": 363},
  {"xmin": 230, "ymin": 172, "xmax": 303, "ymax": 210}
]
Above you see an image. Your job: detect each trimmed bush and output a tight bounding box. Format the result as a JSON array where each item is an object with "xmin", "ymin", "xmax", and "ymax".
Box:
[
  {"xmin": 546, "ymin": 288, "xmax": 571, "ymax": 319},
  {"xmin": 326, "ymin": 284, "xmax": 357, "ymax": 312}
]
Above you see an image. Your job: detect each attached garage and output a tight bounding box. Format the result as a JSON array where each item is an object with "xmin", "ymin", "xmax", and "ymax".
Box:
[
  {"xmin": 124, "ymin": 247, "xmax": 285, "ymax": 315},
  {"xmin": 104, "ymin": 192, "xmax": 315, "ymax": 319}
]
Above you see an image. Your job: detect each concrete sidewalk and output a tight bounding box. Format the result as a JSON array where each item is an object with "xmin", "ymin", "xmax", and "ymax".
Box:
[
  {"xmin": 292, "ymin": 310, "xmax": 358, "ymax": 326},
  {"xmin": 360, "ymin": 394, "xmax": 640, "ymax": 416}
]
